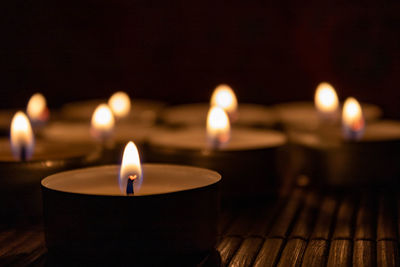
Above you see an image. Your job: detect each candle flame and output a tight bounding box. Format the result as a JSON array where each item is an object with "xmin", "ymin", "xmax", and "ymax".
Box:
[
  {"xmin": 108, "ymin": 91, "xmax": 131, "ymax": 119},
  {"xmin": 26, "ymin": 93, "xmax": 49, "ymax": 124},
  {"xmin": 119, "ymin": 141, "xmax": 142, "ymax": 194},
  {"xmin": 314, "ymin": 82, "xmax": 339, "ymax": 115},
  {"xmin": 342, "ymin": 97, "xmax": 365, "ymax": 140},
  {"xmin": 10, "ymin": 111, "xmax": 34, "ymax": 160},
  {"xmin": 90, "ymin": 104, "xmax": 115, "ymax": 142},
  {"xmin": 210, "ymin": 84, "xmax": 238, "ymax": 119},
  {"xmin": 206, "ymin": 106, "xmax": 231, "ymax": 148}
]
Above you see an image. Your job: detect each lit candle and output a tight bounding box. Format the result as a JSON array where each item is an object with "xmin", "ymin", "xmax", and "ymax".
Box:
[
  {"xmin": 41, "ymin": 141, "xmax": 221, "ymax": 265},
  {"xmin": 60, "ymin": 94, "xmax": 164, "ymax": 125},
  {"xmin": 147, "ymin": 106, "xmax": 286, "ymax": 201},
  {"xmin": 0, "ymin": 111, "xmax": 101, "ymax": 221},
  {"xmin": 161, "ymin": 84, "xmax": 277, "ymax": 128},
  {"xmin": 291, "ymin": 96, "xmax": 400, "ymax": 187},
  {"xmin": 90, "ymin": 103, "xmax": 115, "ymax": 143},
  {"xmin": 26, "ymin": 93, "xmax": 49, "ymax": 128},
  {"xmin": 275, "ymin": 82, "xmax": 381, "ymax": 132}
]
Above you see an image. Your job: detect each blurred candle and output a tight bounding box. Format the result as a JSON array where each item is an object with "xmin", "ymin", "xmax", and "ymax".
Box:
[
  {"xmin": 206, "ymin": 106, "xmax": 231, "ymax": 149},
  {"xmin": 314, "ymin": 82, "xmax": 339, "ymax": 122},
  {"xmin": 210, "ymin": 84, "xmax": 238, "ymax": 122},
  {"xmin": 108, "ymin": 91, "xmax": 131, "ymax": 120},
  {"xmin": 91, "ymin": 104, "xmax": 115, "ymax": 143},
  {"xmin": 342, "ymin": 97, "xmax": 365, "ymax": 140},
  {"xmin": 10, "ymin": 111, "xmax": 34, "ymax": 161},
  {"xmin": 26, "ymin": 93, "xmax": 49, "ymax": 128}
]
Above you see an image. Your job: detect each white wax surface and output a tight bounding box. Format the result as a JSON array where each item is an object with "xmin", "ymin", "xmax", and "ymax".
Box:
[
  {"xmin": 41, "ymin": 164, "xmax": 221, "ymax": 196},
  {"xmin": 292, "ymin": 120, "xmax": 400, "ymax": 147},
  {"xmin": 274, "ymin": 101, "xmax": 382, "ymax": 131},
  {"xmin": 43, "ymin": 122, "xmax": 153, "ymax": 144},
  {"xmin": 162, "ymin": 103, "xmax": 277, "ymax": 127},
  {"xmin": 0, "ymin": 138, "xmax": 98, "ymax": 162},
  {"xmin": 60, "ymin": 99, "xmax": 164, "ymax": 123},
  {"xmin": 148, "ymin": 127, "xmax": 286, "ymax": 151}
]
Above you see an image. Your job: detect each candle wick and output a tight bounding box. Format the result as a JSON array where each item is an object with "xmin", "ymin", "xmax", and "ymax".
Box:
[
  {"xmin": 20, "ymin": 146, "xmax": 26, "ymax": 162},
  {"xmin": 126, "ymin": 175, "xmax": 137, "ymax": 196}
]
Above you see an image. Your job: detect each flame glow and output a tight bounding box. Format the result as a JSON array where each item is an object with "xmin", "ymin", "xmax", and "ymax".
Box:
[
  {"xmin": 210, "ymin": 84, "xmax": 238, "ymax": 117},
  {"xmin": 342, "ymin": 97, "xmax": 365, "ymax": 140},
  {"xmin": 206, "ymin": 106, "xmax": 231, "ymax": 148},
  {"xmin": 119, "ymin": 141, "xmax": 143, "ymax": 194},
  {"xmin": 108, "ymin": 91, "xmax": 131, "ymax": 119},
  {"xmin": 314, "ymin": 82, "xmax": 339, "ymax": 115},
  {"xmin": 26, "ymin": 93, "xmax": 49, "ymax": 124},
  {"xmin": 90, "ymin": 104, "xmax": 115, "ymax": 141},
  {"xmin": 10, "ymin": 111, "xmax": 34, "ymax": 160}
]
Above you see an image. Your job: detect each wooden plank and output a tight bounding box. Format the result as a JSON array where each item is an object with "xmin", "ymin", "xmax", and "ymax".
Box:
[
  {"xmin": 327, "ymin": 239, "xmax": 353, "ymax": 267},
  {"xmin": 301, "ymin": 239, "xmax": 328, "ymax": 267},
  {"xmin": 332, "ymin": 197, "xmax": 356, "ymax": 240},
  {"xmin": 311, "ymin": 196, "xmax": 337, "ymax": 240},
  {"xmin": 354, "ymin": 195, "xmax": 376, "ymax": 240},
  {"xmin": 377, "ymin": 240, "xmax": 399, "ymax": 267},
  {"xmin": 353, "ymin": 240, "xmax": 376, "ymax": 267},
  {"xmin": 228, "ymin": 237, "xmax": 263, "ymax": 267},
  {"xmin": 290, "ymin": 192, "xmax": 319, "ymax": 239},
  {"xmin": 217, "ymin": 236, "xmax": 243, "ymax": 267},
  {"xmin": 277, "ymin": 238, "xmax": 307, "ymax": 267},
  {"xmin": 268, "ymin": 189, "xmax": 304, "ymax": 238},
  {"xmin": 377, "ymin": 195, "xmax": 397, "ymax": 240},
  {"xmin": 253, "ymin": 238, "xmax": 284, "ymax": 267}
]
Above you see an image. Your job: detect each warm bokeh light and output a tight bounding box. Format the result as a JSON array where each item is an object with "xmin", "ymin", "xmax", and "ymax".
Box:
[
  {"xmin": 108, "ymin": 91, "xmax": 131, "ymax": 119},
  {"xmin": 210, "ymin": 84, "xmax": 238, "ymax": 118},
  {"xmin": 342, "ymin": 97, "xmax": 365, "ymax": 140},
  {"xmin": 314, "ymin": 82, "xmax": 339, "ymax": 115},
  {"xmin": 206, "ymin": 106, "xmax": 231, "ymax": 148},
  {"xmin": 26, "ymin": 93, "xmax": 49, "ymax": 124},
  {"xmin": 10, "ymin": 111, "xmax": 34, "ymax": 160},
  {"xmin": 90, "ymin": 104, "xmax": 115, "ymax": 142},
  {"xmin": 119, "ymin": 141, "xmax": 142, "ymax": 194}
]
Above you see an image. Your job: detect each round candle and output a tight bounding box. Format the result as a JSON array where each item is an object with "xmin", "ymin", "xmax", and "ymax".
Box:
[
  {"xmin": 41, "ymin": 164, "xmax": 221, "ymax": 265},
  {"xmin": 274, "ymin": 101, "xmax": 382, "ymax": 132},
  {"xmin": 161, "ymin": 103, "xmax": 278, "ymax": 128},
  {"xmin": 42, "ymin": 121, "xmax": 154, "ymax": 163},
  {"xmin": 59, "ymin": 98, "xmax": 164, "ymax": 124},
  {"xmin": 0, "ymin": 139, "xmax": 101, "ymax": 221},
  {"xmin": 291, "ymin": 120, "xmax": 400, "ymax": 188},
  {"xmin": 146, "ymin": 127, "xmax": 286, "ymax": 201}
]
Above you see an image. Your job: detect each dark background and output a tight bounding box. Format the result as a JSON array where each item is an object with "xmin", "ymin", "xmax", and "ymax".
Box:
[{"xmin": 2, "ymin": 1, "xmax": 400, "ymax": 118}]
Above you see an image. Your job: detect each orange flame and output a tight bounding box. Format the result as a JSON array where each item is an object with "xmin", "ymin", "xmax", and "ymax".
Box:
[
  {"xmin": 314, "ymin": 82, "xmax": 339, "ymax": 116},
  {"xmin": 26, "ymin": 93, "xmax": 49, "ymax": 124},
  {"xmin": 10, "ymin": 111, "xmax": 34, "ymax": 160},
  {"xmin": 206, "ymin": 106, "xmax": 231, "ymax": 148},
  {"xmin": 90, "ymin": 104, "xmax": 115, "ymax": 142},
  {"xmin": 119, "ymin": 141, "xmax": 142, "ymax": 194},
  {"xmin": 342, "ymin": 97, "xmax": 365, "ymax": 140},
  {"xmin": 108, "ymin": 91, "xmax": 131, "ymax": 119},
  {"xmin": 210, "ymin": 84, "xmax": 238, "ymax": 119}
]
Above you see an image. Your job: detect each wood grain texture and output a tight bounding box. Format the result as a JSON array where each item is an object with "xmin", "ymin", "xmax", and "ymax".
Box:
[
  {"xmin": 228, "ymin": 237, "xmax": 263, "ymax": 267},
  {"xmin": 253, "ymin": 238, "xmax": 284, "ymax": 267},
  {"xmin": 301, "ymin": 239, "xmax": 329, "ymax": 267},
  {"xmin": 377, "ymin": 195, "xmax": 398, "ymax": 241},
  {"xmin": 354, "ymin": 195, "xmax": 376, "ymax": 241},
  {"xmin": 268, "ymin": 189, "xmax": 304, "ymax": 238},
  {"xmin": 290, "ymin": 192, "xmax": 319, "ymax": 239},
  {"xmin": 311, "ymin": 196, "xmax": 337, "ymax": 240},
  {"xmin": 327, "ymin": 239, "xmax": 353, "ymax": 267},
  {"xmin": 217, "ymin": 236, "xmax": 243, "ymax": 267},
  {"xmin": 332, "ymin": 197, "xmax": 356, "ymax": 240},
  {"xmin": 377, "ymin": 240, "xmax": 399, "ymax": 267},
  {"xmin": 353, "ymin": 240, "xmax": 376, "ymax": 267},
  {"xmin": 277, "ymin": 238, "xmax": 307, "ymax": 267}
]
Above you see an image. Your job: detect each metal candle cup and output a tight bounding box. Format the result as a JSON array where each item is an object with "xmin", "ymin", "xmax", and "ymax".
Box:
[{"xmin": 41, "ymin": 164, "xmax": 221, "ymax": 265}]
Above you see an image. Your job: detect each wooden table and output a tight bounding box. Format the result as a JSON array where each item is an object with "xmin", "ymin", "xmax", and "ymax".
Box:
[{"xmin": 2, "ymin": 187, "xmax": 399, "ymax": 266}]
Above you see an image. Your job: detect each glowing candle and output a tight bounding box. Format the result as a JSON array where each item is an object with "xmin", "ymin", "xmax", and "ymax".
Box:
[
  {"xmin": 314, "ymin": 82, "xmax": 339, "ymax": 121},
  {"xmin": 342, "ymin": 97, "xmax": 365, "ymax": 140},
  {"xmin": 108, "ymin": 91, "xmax": 131, "ymax": 119},
  {"xmin": 26, "ymin": 93, "xmax": 49, "ymax": 127},
  {"xmin": 91, "ymin": 104, "xmax": 115, "ymax": 142},
  {"xmin": 210, "ymin": 84, "xmax": 238, "ymax": 121},
  {"xmin": 10, "ymin": 111, "xmax": 34, "ymax": 161},
  {"xmin": 206, "ymin": 106, "xmax": 231, "ymax": 149}
]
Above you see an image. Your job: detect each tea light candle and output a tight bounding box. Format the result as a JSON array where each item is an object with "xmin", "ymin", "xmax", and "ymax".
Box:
[
  {"xmin": 60, "ymin": 94, "xmax": 164, "ymax": 124},
  {"xmin": 147, "ymin": 107, "xmax": 286, "ymax": 201},
  {"xmin": 0, "ymin": 112, "xmax": 101, "ymax": 222},
  {"xmin": 292, "ymin": 98, "xmax": 400, "ymax": 188},
  {"xmin": 41, "ymin": 142, "xmax": 221, "ymax": 265},
  {"xmin": 161, "ymin": 84, "xmax": 277, "ymax": 128},
  {"xmin": 274, "ymin": 82, "xmax": 381, "ymax": 132}
]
